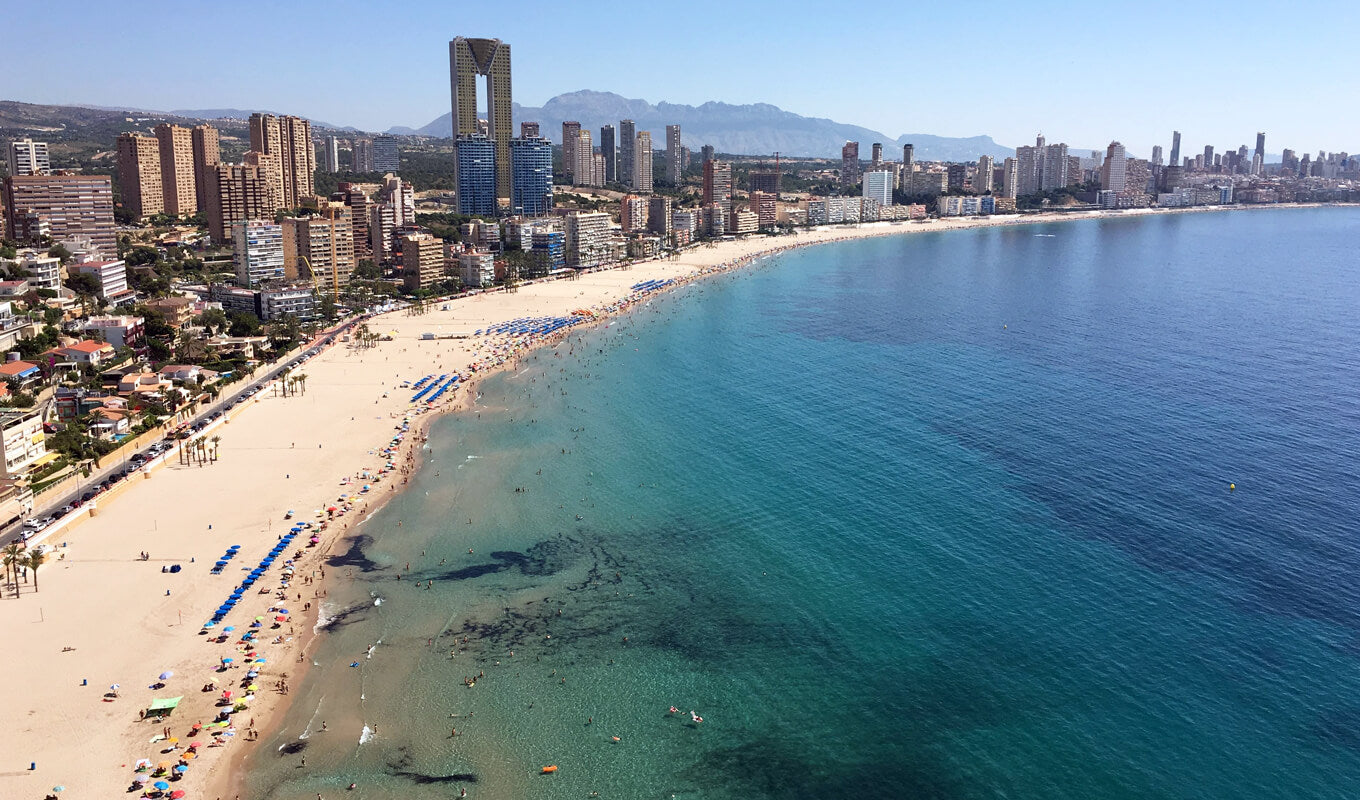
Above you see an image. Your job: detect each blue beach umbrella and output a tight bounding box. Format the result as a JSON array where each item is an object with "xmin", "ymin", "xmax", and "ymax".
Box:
[
  {"xmin": 154, "ymin": 780, "xmax": 170, "ymax": 790},
  {"xmin": 223, "ymin": 626, "xmax": 235, "ymax": 632}
]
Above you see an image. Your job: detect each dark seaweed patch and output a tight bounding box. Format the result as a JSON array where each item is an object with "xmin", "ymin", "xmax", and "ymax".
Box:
[{"xmin": 327, "ymin": 534, "xmax": 382, "ymax": 572}]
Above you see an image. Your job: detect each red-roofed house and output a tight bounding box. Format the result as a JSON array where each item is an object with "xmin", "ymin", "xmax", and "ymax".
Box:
[
  {"xmin": 0, "ymin": 359, "xmax": 42, "ymax": 389},
  {"xmin": 60, "ymin": 339, "xmax": 116, "ymax": 366}
]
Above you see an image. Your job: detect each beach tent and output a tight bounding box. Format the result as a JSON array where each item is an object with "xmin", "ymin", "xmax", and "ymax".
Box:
[{"xmin": 146, "ymin": 696, "xmax": 184, "ymax": 717}]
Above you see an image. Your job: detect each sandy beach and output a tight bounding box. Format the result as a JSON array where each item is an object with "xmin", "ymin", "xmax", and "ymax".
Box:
[{"xmin": 0, "ymin": 203, "xmax": 1319, "ymax": 800}]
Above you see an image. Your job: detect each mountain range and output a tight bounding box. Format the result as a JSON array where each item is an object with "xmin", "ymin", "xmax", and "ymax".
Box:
[{"xmin": 388, "ymin": 90, "xmax": 1016, "ymax": 161}]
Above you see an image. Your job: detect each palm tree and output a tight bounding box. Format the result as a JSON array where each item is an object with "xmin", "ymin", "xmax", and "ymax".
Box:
[
  {"xmin": 25, "ymin": 549, "xmax": 48, "ymax": 592},
  {"xmin": 210, "ymin": 435, "xmax": 221, "ymax": 462},
  {"xmin": 295, "ymin": 374, "xmax": 307, "ymax": 396},
  {"xmin": 2, "ymin": 542, "xmax": 23, "ymax": 597}
]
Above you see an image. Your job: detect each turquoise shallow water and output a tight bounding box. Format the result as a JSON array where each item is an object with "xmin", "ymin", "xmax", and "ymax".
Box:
[{"xmin": 247, "ymin": 207, "xmax": 1360, "ymax": 799}]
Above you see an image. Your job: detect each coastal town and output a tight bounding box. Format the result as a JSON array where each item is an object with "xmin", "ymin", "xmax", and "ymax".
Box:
[{"xmin": 0, "ymin": 21, "xmax": 1357, "ymax": 800}]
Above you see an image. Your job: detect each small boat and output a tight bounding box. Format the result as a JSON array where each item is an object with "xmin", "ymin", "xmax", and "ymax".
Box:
[{"xmin": 540, "ymin": 765, "xmax": 558, "ymax": 774}]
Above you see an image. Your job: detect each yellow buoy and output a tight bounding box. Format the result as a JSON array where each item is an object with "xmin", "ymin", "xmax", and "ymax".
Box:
[{"xmin": 1229, "ymin": 483, "xmax": 1236, "ymax": 491}]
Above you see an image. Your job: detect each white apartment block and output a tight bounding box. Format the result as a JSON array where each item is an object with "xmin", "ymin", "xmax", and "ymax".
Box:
[{"xmin": 232, "ymin": 220, "xmax": 286, "ymax": 287}]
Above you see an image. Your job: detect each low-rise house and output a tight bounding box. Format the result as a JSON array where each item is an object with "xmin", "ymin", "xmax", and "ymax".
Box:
[
  {"xmin": 158, "ymin": 364, "xmax": 203, "ymax": 383},
  {"xmin": 0, "ymin": 359, "xmax": 43, "ymax": 389},
  {"xmin": 205, "ymin": 335, "xmax": 267, "ymax": 359},
  {"xmin": 0, "ymin": 280, "xmax": 32, "ymax": 298},
  {"xmin": 117, "ymin": 370, "xmax": 174, "ymax": 398},
  {"xmin": 145, "ymin": 296, "xmax": 195, "ymax": 329},
  {"xmin": 60, "ymin": 339, "xmax": 116, "ymax": 366},
  {"xmin": 89, "ymin": 407, "xmax": 131, "ymax": 438},
  {"xmin": 55, "ymin": 387, "xmax": 117, "ymax": 420}
]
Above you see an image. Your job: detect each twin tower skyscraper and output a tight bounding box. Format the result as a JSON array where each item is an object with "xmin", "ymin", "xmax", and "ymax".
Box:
[{"xmin": 449, "ymin": 37, "xmax": 513, "ymax": 207}]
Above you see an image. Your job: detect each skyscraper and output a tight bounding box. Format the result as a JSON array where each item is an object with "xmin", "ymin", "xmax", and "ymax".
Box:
[
  {"xmin": 455, "ymin": 134, "xmax": 497, "ymax": 216},
  {"xmin": 7, "ymin": 139, "xmax": 50, "ymax": 176},
  {"xmin": 702, "ymin": 160, "xmax": 732, "ymax": 208},
  {"xmin": 373, "ymin": 135, "xmax": 400, "ymax": 172},
  {"xmin": 902, "ymin": 143, "xmax": 914, "ymax": 175},
  {"xmin": 324, "ymin": 136, "xmax": 341, "ymax": 173},
  {"xmin": 1040, "ymin": 143, "xmax": 1068, "ymax": 190},
  {"xmin": 1100, "ymin": 142, "xmax": 1127, "ymax": 192},
  {"xmin": 1015, "ymin": 145, "xmax": 1041, "ymax": 196},
  {"xmin": 520, "ymin": 122, "xmax": 540, "ymax": 138},
  {"xmin": 154, "ymin": 124, "xmax": 197, "ymax": 216},
  {"xmin": 1001, "ymin": 157, "xmax": 1018, "ymax": 199},
  {"xmin": 450, "ymin": 37, "xmax": 513, "ymax": 203},
  {"xmin": 841, "ymin": 142, "xmax": 860, "ymax": 187},
  {"xmin": 1151, "ymin": 145, "xmax": 1163, "ymax": 166},
  {"xmin": 116, "ymin": 133, "xmax": 164, "ymax": 219},
  {"xmin": 665, "ymin": 125, "xmax": 682, "ymax": 185},
  {"xmin": 510, "ymin": 135, "xmax": 553, "ymax": 217},
  {"xmin": 352, "ymin": 138, "xmax": 374, "ymax": 173},
  {"xmin": 1169, "ymin": 131, "xmax": 1181, "ymax": 169},
  {"xmin": 975, "ymin": 155, "xmax": 994, "ymax": 193},
  {"xmin": 1253, "ymin": 132, "xmax": 1266, "ymax": 175},
  {"xmin": 700, "ymin": 144, "xmax": 715, "ymax": 164},
  {"xmin": 619, "ymin": 120, "xmax": 636, "ymax": 189},
  {"xmin": 633, "ymin": 131, "xmax": 653, "ymax": 194},
  {"xmin": 575, "ymin": 129, "xmax": 595, "ymax": 187},
  {"xmin": 191, "ymin": 125, "xmax": 220, "ymax": 213},
  {"xmin": 862, "ymin": 170, "xmax": 892, "ymax": 207},
  {"xmin": 871, "ymin": 143, "xmax": 883, "ymax": 168},
  {"xmin": 561, "ymin": 121, "xmax": 581, "ymax": 184},
  {"xmin": 248, "ymin": 113, "xmax": 315, "ymax": 209},
  {"xmin": 600, "ymin": 124, "xmax": 616, "ymax": 183}
]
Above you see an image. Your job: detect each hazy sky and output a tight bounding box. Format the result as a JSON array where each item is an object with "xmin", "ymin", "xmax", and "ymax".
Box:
[{"xmin": 10, "ymin": 0, "xmax": 1356, "ymax": 157}]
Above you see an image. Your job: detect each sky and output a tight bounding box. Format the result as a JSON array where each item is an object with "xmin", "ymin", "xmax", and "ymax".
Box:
[{"xmin": 8, "ymin": 0, "xmax": 1357, "ymax": 157}]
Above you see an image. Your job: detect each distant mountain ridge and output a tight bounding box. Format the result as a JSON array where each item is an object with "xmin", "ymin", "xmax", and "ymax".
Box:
[{"xmin": 398, "ymin": 90, "xmax": 1016, "ymax": 161}]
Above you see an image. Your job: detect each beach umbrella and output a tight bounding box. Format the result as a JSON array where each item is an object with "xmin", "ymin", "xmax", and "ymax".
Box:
[
  {"xmin": 110, "ymin": 683, "xmax": 120, "ymax": 691},
  {"xmin": 190, "ymin": 740, "xmax": 202, "ymax": 748},
  {"xmin": 278, "ymin": 608, "xmax": 290, "ymax": 614},
  {"xmin": 135, "ymin": 758, "xmax": 152, "ymax": 770},
  {"xmin": 157, "ymin": 761, "xmax": 171, "ymax": 770},
  {"xmin": 154, "ymin": 780, "xmax": 171, "ymax": 790},
  {"xmin": 51, "ymin": 786, "xmax": 64, "ymax": 793},
  {"xmin": 222, "ymin": 658, "xmax": 233, "ymax": 664},
  {"xmin": 159, "ymin": 671, "xmax": 173, "ymax": 681},
  {"xmin": 223, "ymin": 626, "xmax": 235, "ymax": 633},
  {"xmin": 134, "ymin": 774, "xmax": 151, "ymax": 783},
  {"xmin": 171, "ymin": 791, "xmax": 187, "ymax": 799},
  {"xmin": 173, "ymin": 764, "xmax": 188, "ymax": 772}
]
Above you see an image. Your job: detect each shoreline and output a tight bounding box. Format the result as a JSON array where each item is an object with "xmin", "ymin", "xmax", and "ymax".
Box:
[{"xmin": 0, "ymin": 201, "xmax": 1349, "ymax": 800}]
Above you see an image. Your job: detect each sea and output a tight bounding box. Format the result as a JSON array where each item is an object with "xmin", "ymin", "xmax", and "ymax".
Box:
[{"xmin": 245, "ymin": 206, "xmax": 1360, "ymax": 800}]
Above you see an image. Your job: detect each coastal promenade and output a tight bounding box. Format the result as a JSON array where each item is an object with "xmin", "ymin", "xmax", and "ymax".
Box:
[{"xmin": 0, "ymin": 204, "xmax": 1322, "ymax": 800}]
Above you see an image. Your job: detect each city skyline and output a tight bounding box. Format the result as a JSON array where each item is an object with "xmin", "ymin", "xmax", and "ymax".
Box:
[{"xmin": 5, "ymin": 0, "xmax": 1356, "ymax": 158}]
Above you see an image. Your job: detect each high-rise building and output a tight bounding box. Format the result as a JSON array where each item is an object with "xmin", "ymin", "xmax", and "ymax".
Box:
[
  {"xmin": 3, "ymin": 173, "xmax": 116, "ymax": 255},
  {"xmin": 862, "ymin": 170, "xmax": 892, "ymax": 207},
  {"xmin": 352, "ymin": 138, "xmax": 375, "ymax": 172},
  {"xmin": 116, "ymin": 133, "xmax": 164, "ymax": 218},
  {"xmin": 249, "ymin": 113, "xmax": 315, "ymax": 209},
  {"xmin": 841, "ymin": 141, "xmax": 860, "ymax": 187},
  {"xmin": 1001, "ymin": 157, "xmax": 1018, "ymax": 199},
  {"xmin": 283, "ymin": 203, "xmax": 354, "ymax": 294},
  {"xmin": 700, "ymin": 144, "xmax": 715, "ymax": 164},
  {"xmin": 401, "ymin": 232, "xmax": 446, "ymax": 291},
  {"xmin": 871, "ymin": 143, "xmax": 883, "ymax": 168},
  {"xmin": 456, "ymin": 134, "xmax": 497, "ymax": 216},
  {"xmin": 749, "ymin": 170, "xmax": 780, "ymax": 198},
  {"xmin": 600, "ymin": 124, "xmax": 616, "ymax": 183},
  {"xmin": 154, "ymin": 124, "xmax": 197, "ymax": 216},
  {"xmin": 369, "ymin": 204, "xmax": 396, "ymax": 262},
  {"xmin": 1067, "ymin": 156, "xmax": 1082, "ymax": 186},
  {"xmin": 450, "ymin": 37, "xmax": 513, "ymax": 202},
  {"xmin": 1041, "ymin": 143, "xmax": 1069, "ymax": 190},
  {"xmin": 510, "ymin": 136, "xmax": 554, "ymax": 217},
  {"xmin": 902, "ymin": 143, "xmax": 915, "ymax": 175},
  {"xmin": 203, "ymin": 163, "xmax": 277, "ymax": 244},
  {"xmin": 561, "ymin": 121, "xmax": 581, "ymax": 184},
  {"xmin": 620, "ymin": 195, "xmax": 648, "ymax": 233},
  {"xmin": 191, "ymin": 125, "xmax": 220, "ymax": 212},
  {"xmin": 231, "ymin": 220, "xmax": 286, "ymax": 288},
  {"xmin": 7, "ymin": 139, "xmax": 50, "ymax": 176},
  {"xmin": 633, "ymin": 131, "xmax": 653, "ymax": 194},
  {"xmin": 648, "ymin": 195, "xmax": 673, "ymax": 236},
  {"xmin": 1169, "ymin": 131, "xmax": 1181, "ymax": 169},
  {"xmin": 1100, "ymin": 142, "xmax": 1127, "ymax": 192},
  {"xmin": 324, "ymin": 136, "xmax": 341, "ymax": 173},
  {"xmin": 665, "ymin": 125, "xmax": 682, "ymax": 185},
  {"xmin": 1015, "ymin": 146, "xmax": 1041, "ymax": 196},
  {"xmin": 947, "ymin": 164, "xmax": 967, "ymax": 190},
  {"xmin": 372, "ymin": 135, "xmax": 399, "ymax": 172},
  {"xmin": 331, "ymin": 184, "xmax": 372, "ymax": 261},
  {"xmin": 702, "ymin": 160, "xmax": 732, "ymax": 208},
  {"xmin": 520, "ymin": 122, "xmax": 539, "ymax": 138},
  {"xmin": 1203, "ymin": 145, "xmax": 1214, "ymax": 170},
  {"xmin": 564, "ymin": 211, "xmax": 611, "ymax": 268},
  {"xmin": 575, "ymin": 129, "xmax": 595, "ymax": 187},
  {"xmin": 975, "ymin": 155, "xmax": 994, "ymax": 193},
  {"xmin": 1253, "ymin": 132, "xmax": 1266, "ymax": 175},
  {"xmin": 619, "ymin": 120, "xmax": 636, "ymax": 189}
]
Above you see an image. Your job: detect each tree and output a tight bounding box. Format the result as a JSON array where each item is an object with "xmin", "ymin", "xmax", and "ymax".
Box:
[
  {"xmin": 354, "ymin": 259, "xmax": 381, "ymax": 280},
  {"xmin": 25, "ymin": 549, "xmax": 48, "ymax": 592},
  {"xmin": 295, "ymin": 374, "xmax": 308, "ymax": 395},
  {"xmin": 227, "ymin": 311, "xmax": 262, "ymax": 337},
  {"xmin": 2, "ymin": 542, "xmax": 23, "ymax": 597},
  {"xmin": 194, "ymin": 309, "xmax": 229, "ymax": 336},
  {"xmin": 210, "ymin": 435, "xmax": 221, "ymax": 462},
  {"xmin": 47, "ymin": 243, "xmax": 73, "ymax": 265}
]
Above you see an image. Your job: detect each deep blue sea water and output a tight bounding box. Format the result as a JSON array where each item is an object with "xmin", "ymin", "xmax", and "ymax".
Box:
[{"xmin": 248, "ymin": 206, "xmax": 1360, "ymax": 799}]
